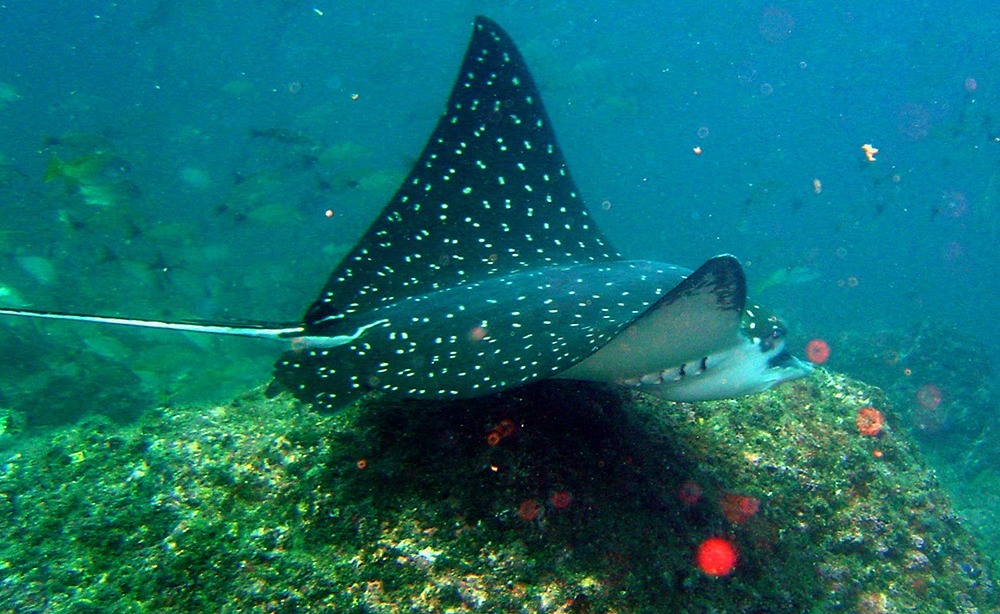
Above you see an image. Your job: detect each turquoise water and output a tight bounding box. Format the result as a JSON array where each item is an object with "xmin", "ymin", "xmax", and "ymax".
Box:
[
  {"xmin": 0, "ymin": 6, "xmax": 1000, "ymax": 410},
  {"xmin": 2, "ymin": 2, "xmax": 995, "ymax": 344},
  {"xmin": 0, "ymin": 0, "xmax": 997, "ymax": 573}
]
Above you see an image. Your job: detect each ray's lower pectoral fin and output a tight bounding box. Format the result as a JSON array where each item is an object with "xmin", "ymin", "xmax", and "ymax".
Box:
[
  {"xmin": 270, "ymin": 318, "xmax": 392, "ymax": 412},
  {"xmin": 270, "ymin": 343, "xmax": 371, "ymax": 413}
]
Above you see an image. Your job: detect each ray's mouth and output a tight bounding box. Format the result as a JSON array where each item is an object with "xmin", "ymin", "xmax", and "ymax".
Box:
[
  {"xmin": 768, "ymin": 349, "xmax": 813, "ymax": 372},
  {"xmin": 618, "ymin": 355, "xmax": 711, "ymax": 388}
]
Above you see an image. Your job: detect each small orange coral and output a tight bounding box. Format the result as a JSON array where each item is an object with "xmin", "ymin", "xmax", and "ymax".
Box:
[
  {"xmin": 856, "ymin": 407, "xmax": 884, "ymax": 437},
  {"xmin": 486, "ymin": 418, "xmax": 518, "ymax": 446},
  {"xmin": 495, "ymin": 418, "xmax": 518, "ymax": 438},
  {"xmin": 677, "ymin": 480, "xmax": 702, "ymax": 506},
  {"xmin": 550, "ymin": 491, "xmax": 573, "ymax": 509},
  {"xmin": 721, "ymin": 493, "xmax": 760, "ymax": 524},
  {"xmin": 517, "ymin": 499, "xmax": 540, "ymax": 521}
]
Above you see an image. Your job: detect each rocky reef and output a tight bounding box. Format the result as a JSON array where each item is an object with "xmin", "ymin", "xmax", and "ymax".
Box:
[
  {"xmin": 0, "ymin": 370, "xmax": 995, "ymax": 612},
  {"xmin": 832, "ymin": 323, "xmax": 1000, "ymax": 553}
]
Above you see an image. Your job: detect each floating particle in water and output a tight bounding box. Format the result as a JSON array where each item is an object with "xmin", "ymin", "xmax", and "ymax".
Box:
[
  {"xmin": 805, "ymin": 338, "xmax": 830, "ymax": 364},
  {"xmin": 677, "ymin": 480, "xmax": 702, "ymax": 506},
  {"xmin": 721, "ymin": 493, "xmax": 760, "ymax": 524},
  {"xmin": 550, "ymin": 491, "xmax": 573, "ymax": 509},
  {"xmin": 940, "ymin": 190, "xmax": 968, "ymax": 219},
  {"xmin": 736, "ymin": 62, "xmax": 758, "ymax": 86},
  {"xmin": 896, "ymin": 103, "xmax": 931, "ymax": 141},
  {"xmin": 517, "ymin": 499, "xmax": 540, "ymax": 521},
  {"xmin": 942, "ymin": 241, "xmax": 964, "ymax": 262},
  {"xmin": 758, "ymin": 5, "xmax": 796, "ymax": 43},
  {"xmin": 916, "ymin": 384, "xmax": 942, "ymax": 410},
  {"xmin": 696, "ymin": 537, "xmax": 738, "ymax": 576},
  {"xmin": 467, "ymin": 325, "xmax": 488, "ymax": 341},
  {"xmin": 696, "ymin": 126, "xmax": 710, "ymax": 139}
]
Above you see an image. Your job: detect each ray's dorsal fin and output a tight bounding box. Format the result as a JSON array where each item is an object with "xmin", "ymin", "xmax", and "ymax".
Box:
[{"xmin": 303, "ymin": 16, "xmax": 618, "ymax": 330}]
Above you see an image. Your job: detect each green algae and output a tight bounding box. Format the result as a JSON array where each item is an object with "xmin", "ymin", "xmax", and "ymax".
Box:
[{"xmin": 0, "ymin": 372, "xmax": 995, "ymax": 612}]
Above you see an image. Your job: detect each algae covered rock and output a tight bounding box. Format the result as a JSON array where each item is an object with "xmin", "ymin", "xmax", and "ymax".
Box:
[{"xmin": 0, "ymin": 372, "xmax": 995, "ymax": 612}]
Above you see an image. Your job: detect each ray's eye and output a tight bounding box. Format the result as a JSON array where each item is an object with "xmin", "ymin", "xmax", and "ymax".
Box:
[{"xmin": 759, "ymin": 325, "xmax": 786, "ymax": 352}]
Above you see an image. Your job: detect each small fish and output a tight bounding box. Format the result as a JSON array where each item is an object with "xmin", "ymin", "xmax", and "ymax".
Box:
[
  {"xmin": 0, "ymin": 283, "xmax": 29, "ymax": 308},
  {"xmin": 753, "ymin": 266, "xmax": 820, "ymax": 295},
  {"xmin": 0, "ymin": 81, "xmax": 20, "ymax": 107},
  {"xmin": 44, "ymin": 151, "xmax": 138, "ymax": 207},
  {"xmin": 44, "ymin": 152, "xmax": 121, "ymax": 185},
  {"xmin": 0, "ymin": 17, "xmax": 812, "ymax": 411}
]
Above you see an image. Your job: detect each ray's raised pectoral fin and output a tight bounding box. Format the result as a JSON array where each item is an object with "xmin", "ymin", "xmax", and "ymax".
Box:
[
  {"xmin": 556, "ymin": 255, "xmax": 747, "ymax": 383},
  {"xmin": 300, "ymin": 15, "xmax": 618, "ymax": 329}
]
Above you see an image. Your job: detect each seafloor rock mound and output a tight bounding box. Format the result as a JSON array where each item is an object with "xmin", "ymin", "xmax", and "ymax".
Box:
[{"xmin": 0, "ymin": 372, "xmax": 995, "ymax": 612}]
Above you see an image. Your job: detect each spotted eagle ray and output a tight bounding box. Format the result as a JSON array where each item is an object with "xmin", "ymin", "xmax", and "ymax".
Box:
[{"xmin": 0, "ymin": 17, "xmax": 812, "ymax": 411}]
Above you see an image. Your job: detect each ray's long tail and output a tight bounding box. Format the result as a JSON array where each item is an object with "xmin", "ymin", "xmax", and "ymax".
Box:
[{"xmin": 0, "ymin": 308, "xmax": 303, "ymax": 341}]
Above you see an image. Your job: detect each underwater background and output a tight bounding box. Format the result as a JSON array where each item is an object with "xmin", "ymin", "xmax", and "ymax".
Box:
[{"xmin": 0, "ymin": 1, "xmax": 998, "ymax": 611}]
